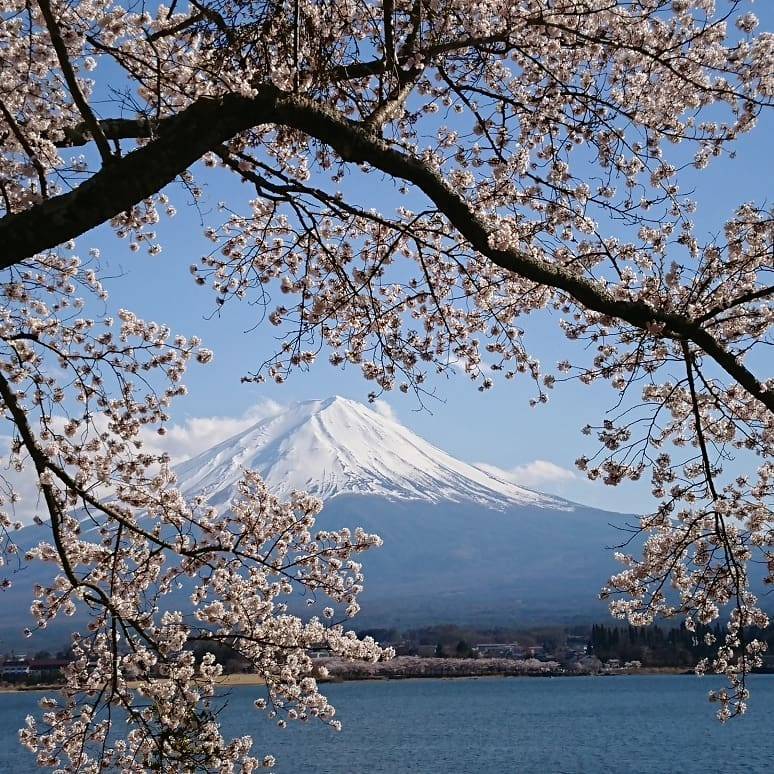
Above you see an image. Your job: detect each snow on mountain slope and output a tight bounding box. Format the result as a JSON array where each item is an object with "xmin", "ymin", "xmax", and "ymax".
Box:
[{"xmin": 174, "ymin": 396, "xmax": 569, "ymax": 510}]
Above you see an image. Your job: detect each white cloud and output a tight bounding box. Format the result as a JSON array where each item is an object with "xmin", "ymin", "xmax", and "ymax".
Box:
[
  {"xmin": 369, "ymin": 399, "xmax": 398, "ymax": 423},
  {"xmin": 140, "ymin": 400, "xmax": 284, "ymax": 463},
  {"xmin": 477, "ymin": 459, "xmax": 577, "ymax": 490},
  {"xmin": 449, "ymin": 358, "xmax": 492, "ymax": 377}
]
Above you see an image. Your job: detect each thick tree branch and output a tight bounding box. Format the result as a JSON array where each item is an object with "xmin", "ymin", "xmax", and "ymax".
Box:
[
  {"xmin": 383, "ymin": 0, "xmax": 396, "ymax": 68},
  {"xmin": 0, "ymin": 85, "xmax": 770, "ymax": 415},
  {"xmin": 56, "ymin": 116, "xmax": 158, "ymax": 147},
  {"xmin": 0, "ymin": 93, "xmax": 272, "ymax": 264}
]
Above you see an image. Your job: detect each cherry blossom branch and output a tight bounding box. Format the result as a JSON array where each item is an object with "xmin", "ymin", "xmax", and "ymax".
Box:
[
  {"xmin": 36, "ymin": 0, "xmax": 113, "ymax": 165},
  {"xmin": 697, "ymin": 284, "xmax": 774, "ymax": 324},
  {"xmin": 0, "ymin": 99, "xmax": 49, "ymax": 198},
  {"xmin": 0, "ymin": 86, "xmax": 770, "ymax": 416}
]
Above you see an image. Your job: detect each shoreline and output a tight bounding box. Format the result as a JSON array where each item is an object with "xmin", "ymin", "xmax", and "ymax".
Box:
[
  {"xmin": 0, "ymin": 666, "xmax": 693, "ymax": 693},
  {"xmin": 319, "ymin": 666, "xmax": 692, "ymax": 683}
]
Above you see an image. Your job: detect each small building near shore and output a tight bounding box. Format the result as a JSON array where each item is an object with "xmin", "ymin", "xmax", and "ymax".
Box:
[
  {"xmin": 565, "ymin": 636, "xmax": 588, "ymax": 654},
  {"xmin": 0, "ymin": 656, "xmax": 31, "ymax": 679},
  {"xmin": 474, "ymin": 643, "xmax": 526, "ymax": 659}
]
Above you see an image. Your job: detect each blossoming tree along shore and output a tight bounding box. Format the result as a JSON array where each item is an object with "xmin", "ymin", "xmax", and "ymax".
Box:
[{"xmin": 0, "ymin": 0, "xmax": 772, "ymax": 768}]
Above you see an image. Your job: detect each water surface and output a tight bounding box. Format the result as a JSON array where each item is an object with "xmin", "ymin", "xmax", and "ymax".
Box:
[{"xmin": 1, "ymin": 675, "xmax": 771, "ymax": 772}]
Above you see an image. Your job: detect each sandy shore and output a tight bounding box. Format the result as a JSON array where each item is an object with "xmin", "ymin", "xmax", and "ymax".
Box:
[
  {"xmin": 124, "ymin": 674, "xmax": 268, "ymax": 689},
  {"xmin": 212, "ymin": 673, "xmax": 267, "ymax": 686},
  {"xmin": 0, "ymin": 673, "xmax": 268, "ymax": 693},
  {"xmin": 0, "ymin": 666, "xmax": 692, "ymax": 693},
  {"xmin": 0, "ymin": 684, "xmax": 63, "ymax": 693}
]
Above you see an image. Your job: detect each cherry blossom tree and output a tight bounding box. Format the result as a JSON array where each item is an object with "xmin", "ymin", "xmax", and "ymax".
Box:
[{"xmin": 0, "ymin": 0, "xmax": 772, "ymax": 767}]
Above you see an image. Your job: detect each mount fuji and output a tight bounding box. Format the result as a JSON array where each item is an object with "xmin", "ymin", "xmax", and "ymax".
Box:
[
  {"xmin": 174, "ymin": 396, "xmax": 567, "ymax": 510},
  {"xmin": 1, "ymin": 397, "xmax": 633, "ymax": 645}
]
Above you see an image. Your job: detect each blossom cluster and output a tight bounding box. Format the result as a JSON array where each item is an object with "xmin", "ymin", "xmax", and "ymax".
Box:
[
  {"xmin": 14, "ymin": 458, "xmax": 387, "ymax": 770},
  {"xmin": 0, "ymin": 250, "xmax": 388, "ymax": 769}
]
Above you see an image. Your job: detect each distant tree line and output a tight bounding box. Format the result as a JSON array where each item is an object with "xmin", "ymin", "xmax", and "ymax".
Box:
[
  {"xmin": 590, "ymin": 623, "xmax": 774, "ymax": 668},
  {"xmin": 360, "ymin": 621, "xmax": 774, "ymax": 668}
]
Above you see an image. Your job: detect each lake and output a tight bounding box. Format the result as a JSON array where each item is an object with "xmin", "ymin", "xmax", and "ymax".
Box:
[{"xmin": 1, "ymin": 675, "xmax": 772, "ymax": 772}]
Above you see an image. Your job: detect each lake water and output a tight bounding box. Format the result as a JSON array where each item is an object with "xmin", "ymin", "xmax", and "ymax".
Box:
[{"xmin": 1, "ymin": 675, "xmax": 772, "ymax": 772}]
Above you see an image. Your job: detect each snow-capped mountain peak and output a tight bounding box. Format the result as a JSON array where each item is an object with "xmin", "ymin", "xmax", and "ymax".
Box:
[{"xmin": 173, "ymin": 396, "xmax": 566, "ymax": 509}]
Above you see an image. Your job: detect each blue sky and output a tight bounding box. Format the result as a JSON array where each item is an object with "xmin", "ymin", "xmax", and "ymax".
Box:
[{"xmin": 76, "ymin": 15, "xmax": 773, "ymax": 514}]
